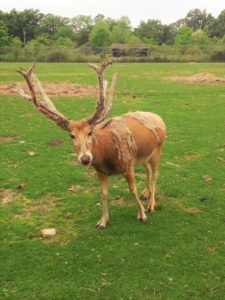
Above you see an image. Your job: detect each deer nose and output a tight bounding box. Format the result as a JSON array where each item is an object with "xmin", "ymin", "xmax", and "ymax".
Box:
[{"xmin": 80, "ymin": 154, "xmax": 91, "ymax": 165}]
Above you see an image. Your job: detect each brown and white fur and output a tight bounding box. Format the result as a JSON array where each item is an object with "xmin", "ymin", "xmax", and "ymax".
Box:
[{"xmin": 15, "ymin": 62, "xmax": 166, "ymax": 228}]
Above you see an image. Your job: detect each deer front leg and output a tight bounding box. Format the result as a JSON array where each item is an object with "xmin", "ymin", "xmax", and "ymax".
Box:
[
  {"xmin": 96, "ymin": 172, "xmax": 109, "ymax": 229},
  {"xmin": 125, "ymin": 168, "xmax": 147, "ymax": 223}
]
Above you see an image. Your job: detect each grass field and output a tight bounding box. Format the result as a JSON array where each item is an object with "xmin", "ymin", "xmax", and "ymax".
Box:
[{"xmin": 0, "ymin": 62, "xmax": 225, "ymax": 299}]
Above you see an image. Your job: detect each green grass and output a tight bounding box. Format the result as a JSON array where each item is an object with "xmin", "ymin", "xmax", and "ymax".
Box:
[{"xmin": 0, "ymin": 62, "xmax": 225, "ymax": 299}]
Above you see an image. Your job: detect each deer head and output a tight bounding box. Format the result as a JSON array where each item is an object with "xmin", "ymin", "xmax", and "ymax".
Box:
[{"xmin": 15, "ymin": 61, "xmax": 117, "ymax": 165}]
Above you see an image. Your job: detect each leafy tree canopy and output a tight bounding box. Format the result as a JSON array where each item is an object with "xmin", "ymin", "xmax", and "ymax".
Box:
[
  {"xmin": 134, "ymin": 19, "xmax": 164, "ymax": 45},
  {"xmin": 191, "ymin": 29, "xmax": 210, "ymax": 45},
  {"xmin": 206, "ymin": 10, "xmax": 225, "ymax": 38},
  {"xmin": 185, "ymin": 9, "xmax": 213, "ymax": 31},
  {"xmin": 71, "ymin": 15, "xmax": 94, "ymax": 46},
  {"xmin": 175, "ymin": 26, "xmax": 192, "ymax": 45},
  {"xmin": 89, "ymin": 20, "xmax": 111, "ymax": 48},
  {"xmin": 111, "ymin": 16, "xmax": 133, "ymax": 43},
  {"xmin": 0, "ymin": 7, "xmax": 225, "ymax": 48},
  {"xmin": 0, "ymin": 21, "xmax": 10, "ymax": 47}
]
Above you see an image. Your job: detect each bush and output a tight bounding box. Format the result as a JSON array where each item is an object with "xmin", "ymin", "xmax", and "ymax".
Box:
[
  {"xmin": 45, "ymin": 49, "xmax": 72, "ymax": 62},
  {"xmin": 210, "ymin": 50, "xmax": 225, "ymax": 61},
  {"xmin": 0, "ymin": 46, "xmax": 225, "ymax": 63}
]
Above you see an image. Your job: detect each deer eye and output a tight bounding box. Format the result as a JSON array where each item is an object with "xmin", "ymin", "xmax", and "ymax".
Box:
[
  {"xmin": 87, "ymin": 131, "xmax": 92, "ymax": 137},
  {"xmin": 70, "ymin": 134, "xmax": 76, "ymax": 140}
]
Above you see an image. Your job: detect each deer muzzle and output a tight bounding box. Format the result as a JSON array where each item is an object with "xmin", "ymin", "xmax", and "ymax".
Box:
[{"xmin": 79, "ymin": 153, "xmax": 93, "ymax": 166}]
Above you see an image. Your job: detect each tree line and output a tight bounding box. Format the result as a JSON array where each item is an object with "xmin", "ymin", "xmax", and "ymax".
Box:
[{"xmin": 0, "ymin": 8, "xmax": 225, "ymax": 49}]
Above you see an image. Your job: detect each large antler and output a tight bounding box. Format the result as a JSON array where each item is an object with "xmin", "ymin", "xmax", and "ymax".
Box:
[
  {"xmin": 14, "ymin": 62, "xmax": 70, "ymax": 131},
  {"xmin": 87, "ymin": 61, "xmax": 117, "ymax": 125}
]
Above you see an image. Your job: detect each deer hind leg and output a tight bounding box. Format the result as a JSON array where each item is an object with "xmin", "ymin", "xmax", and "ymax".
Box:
[
  {"xmin": 140, "ymin": 162, "xmax": 152, "ymax": 201},
  {"xmin": 146, "ymin": 147, "xmax": 162, "ymax": 212},
  {"xmin": 96, "ymin": 172, "xmax": 109, "ymax": 229},
  {"xmin": 125, "ymin": 167, "xmax": 147, "ymax": 223}
]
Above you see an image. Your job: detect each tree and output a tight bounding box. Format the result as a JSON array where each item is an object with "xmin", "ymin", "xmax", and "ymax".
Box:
[
  {"xmin": 89, "ymin": 20, "xmax": 111, "ymax": 49},
  {"xmin": 53, "ymin": 37, "xmax": 74, "ymax": 47},
  {"xmin": 53, "ymin": 24, "xmax": 75, "ymax": 44},
  {"xmin": 221, "ymin": 35, "xmax": 225, "ymax": 45},
  {"xmin": 0, "ymin": 10, "xmax": 7, "ymax": 25},
  {"xmin": 94, "ymin": 14, "xmax": 105, "ymax": 22},
  {"xmin": 175, "ymin": 26, "xmax": 192, "ymax": 45},
  {"xmin": 162, "ymin": 25, "xmax": 177, "ymax": 44},
  {"xmin": 39, "ymin": 14, "xmax": 70, "ymax": 40},
  {"xmin": 0, "ymin": 21, "xmax": 10, "ymax": 47},
  {"xmin": 104, "ymin": 17, "xmax": 117, "ymax": 31},
  {"xmin": 191, "ymin": 29, "xmax": 210, "ymax": 46},
  {"xmin": 26, "ymin": 34, "xmax": 52, "ymax": 49},
  {"xmin": 134, "ymin": 19, "xmax": 164, "ymax": 45},
  {"xmin": 206, "ymin": 10, "xmax": 225, "ymax": 38},
  {"xmin": 10, "ymin": 37, "xmax": 23, "ymax": 48},
  {"xmin": 71, "ymin": 15, "xmax": 94, "ymax": 46},
  {"xmin": 5, "ymin": 9, "xmax": 43, "ymax": 45},
  {"xmin": 185, "ymin": 9, "xmax": 213, "ymax": 31},
  {"xmin": 111, "ymin": 16, "xmax": 133, "ymax": 43}
]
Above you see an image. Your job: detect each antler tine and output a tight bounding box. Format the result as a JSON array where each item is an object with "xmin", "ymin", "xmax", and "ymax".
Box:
[
  {"xmin": 31, "ymin": 73, "xmax": 67, "ymax": 119},
  {"xmin": 16, "ymin": 60, "xmax": 35, "ymax": 78},
  {"xmin": 103, "ymin": 80, "xmax": 108, "ymax": 98},
  {"xmin": 91, "ymin": 72, "xmax": 117, "ymax": 124},
  {"xmin": 88, "ymin": 63, "xmax": 99, "ymax": 72},
  {"xmin": 87, "ymin": 61, "xmax": 113, "ymax": 125},
  {"xmin": 102, "ymin": 72, "xmax": 117, "ymax": 118},
  {"xmin": 16, "ymin": 63, "xmax": 39, "ymax": 108},
  {"xmin": 12, "ymin": 83, "xmax": 32, "ymax": 101},
  {"xmin": 88, "ymin": 61, "xmax": 112, "ymax": 75},
  {"xmin": 27, "ymin": 60, "xmax": 36, "ymax": 76},
  {"xmin": 15, "ymin": 62, "xmax": 70, "ymax": 131}
]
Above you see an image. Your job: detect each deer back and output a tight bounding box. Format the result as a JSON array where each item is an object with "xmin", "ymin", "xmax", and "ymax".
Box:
[{"xmin": 91, "ymin": 112, "xmax": 166, "ymax": 175}]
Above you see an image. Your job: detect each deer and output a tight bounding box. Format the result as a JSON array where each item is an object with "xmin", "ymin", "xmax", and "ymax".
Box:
[{"xmin": 14, "ymin": 61, "xmax": 166, "ymax": 229}]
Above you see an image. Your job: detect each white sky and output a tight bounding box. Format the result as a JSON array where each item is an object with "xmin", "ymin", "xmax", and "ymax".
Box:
[{"xmin": 1, "ymin": 0, "xmax": 224, "ymax": 27}]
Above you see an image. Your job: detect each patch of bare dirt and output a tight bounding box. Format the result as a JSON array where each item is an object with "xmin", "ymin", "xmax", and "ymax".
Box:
[
  {"xmin": 68, "ymin": 184, "xmax": 81, "ymax": 192},
  {"xmin": 207, "ymin": 245, "xmax": 216, "ymax": 253},
  {"xmin": 184, "ymin": 152, "xmax": 203, "ymax": 160},
  {"xmin": 184, "ymin": 207, "xmax": 202, "ymax": 214},
  {"xmin": 168, "ymin": 72, "xmax": 225, "ymax": 84},
  {"xmin": 110, "ymin": 197, "xmax": 125, "ymax": 206},
  {"xmin": 176, "ymin": 200, "xmax": 202, "ymax": 214},
  {"xmin": 67, "ymin": 159, "xmax": 79, "ymax": 166},
  {"xmin": 13, "ymin": 193, "xmax": 59, "ymax": 219},
  {"xmin": 0, "ymin": 135, "xmax": 16, "ymax": 141},
  {"xmin": 202, "ymin": 175, "xmax": 213, "ymax": 183},
  {"xmin": 0, "ymin": 189, "xmax": 20, "ymax": 205},
  {"xmin": 217, "ymin": 156, "xmax": 225, "ymax": 162},
  {"xmin": 0, "ymin": 81, "xmax": 97, "ymax": 96}
]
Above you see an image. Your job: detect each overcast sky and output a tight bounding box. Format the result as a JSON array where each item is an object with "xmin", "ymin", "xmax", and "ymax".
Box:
[{"xmin": 1, "ymin": 0, "xmax": 224, "ymax": 27}]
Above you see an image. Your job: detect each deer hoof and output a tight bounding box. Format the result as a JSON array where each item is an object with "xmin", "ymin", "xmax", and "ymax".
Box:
[
  {"xmin": 96, "ymin": 219, "xmax": 108, "ymax": 229},
  {"xmin": 138, "ymin": 217, "xmax": 147, "ymax": 223},
  {"xmin": 96, "ymin": 224, "xmax": 106, "ymax": 229},
  {"xmin": 146, "ymin": 208, "xmax": 155, "ymax": 213}
]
